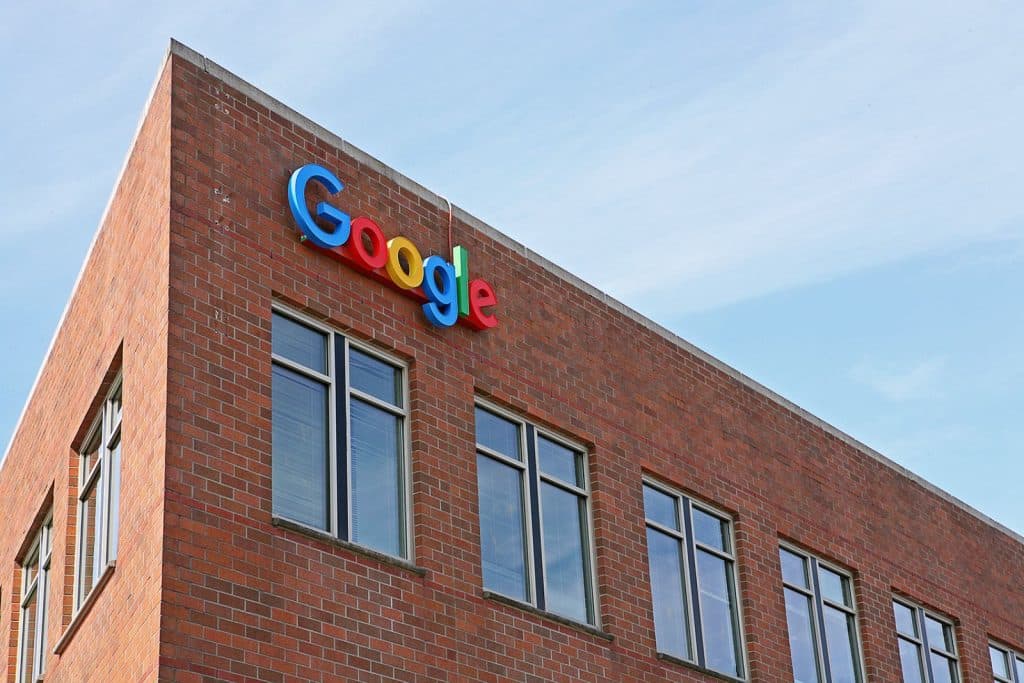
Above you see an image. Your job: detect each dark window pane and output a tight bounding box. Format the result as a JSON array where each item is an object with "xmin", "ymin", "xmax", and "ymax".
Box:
[
  {"xmin": 925, "ymin": 616, "xmax": 954, "ymax": 653},
  {"xmin": 109, "ymin": 387, "xmax": 122, "ymax": 426},
  {"xmin": 38, "ymin": 571, "xmax": 49, "ymax": 673},
  {"xmin": 990, "ymin": 646, "xmax": 1009, "ymax": 678},
  {"xmin": 537, "ymin": 436, "xmax": 580, "ymax": 486},
  {"xmin": 350, "ymin": 399, "xmax": 404, "ymax": 556},
  {"xmin": 349, "ymin": 348, "xmax": 401, "ymax": 407},
  {"xmin": 477, "ymin": 454, "xmax": 528, "ymax": 601},
  {"xmin": 646, "ymin": 527, "xmax": 690, "ymax": 661},
  {"xmin": 784, "ymin": 587, "xmax": 821, "ymax": 683},
  {"xmin": 818, "ymin": 566, "xmax": 849, "ymax": 606},
  {"xmin": 271, "ymin": 365, "xmax": 329, "ymax": 530},
  {"xmin": 696, "ymin": 549, "xmax": 741, "ymax": 677},
  {"xmin": 272, "ymin": 312, "xmax": 326, "ymax": 372},
  {"xmin": 643, "ymin": 484, "xmax": 679, "ymax": 531},
  {"xmin": 20, "ymin": 592, "xmax": 37, "ymax": 682},
  {"xmin": 106, "ymin": 438, "xmax": 121, "ymax": 561},
  {"xmin": 823, "ymin": 604, "xmax": 861, "ymax": 683},
  {"xmin": 82, "ymin": 435, "xmax": 100, "ymax": 478},
  {"xmin": 928, "ymin": 652, "xmax": 958, "ymax": 683},
  {"xmin": 91, "ymin": 491, "xmax": 103, "ymax": 580},
  {"xmin": 23, "ymin": 549, "xmax": 37, "ymax": 586},
  {"xmin": 898, "ymin": 638, "xmax": 924, "ymax": 683},
  {"xmin": 893, "ymin": 601, "xmax": 917, "ymax": 637},
  {"xmin": 780, "ymin": 548, "xmax": 809, "ymax": 588},
  {"xmin": 692, "ymin": 507, "xmax": 728, "ymax": 552},
  {"xmin": 80, "ymin": 482, "xmax": 100, "ymax": 598},
  {"xmin": 540, "ymin": 482, "xmax": 590, "ymax": 623},
  {"xmin": 475, "ymin": 408, "xmax": 521, "ymax": 460}
]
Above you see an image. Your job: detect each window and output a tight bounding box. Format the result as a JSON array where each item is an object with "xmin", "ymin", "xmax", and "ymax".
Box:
[
  {"xmin": 989, "ymin": 643, "xmax": 1023, "ymax": 682},
  {"xmin": 18, "ymin": 514, "xmax": 53, "ymax": 682},
  {"xmin": 780, "ymin": 546, "xmax": 863, "ymax": 683},
  {"xmin": 271, "ymin": 308, "xmax": 409, "ymax": 559},
  {"xmin": 892, "ymin": 599, "xmax": 960, "ymax": 683},
  {"xmin": 75, "ymin": 376, "xmax": 122, "ymax": 609},
  {"xmin": 474, "ymin": 402, "xmax": 596, "ymax": 625},
  {"xmin": 643, "ymin": 481, "xmax": 745, "ymax": 679}
]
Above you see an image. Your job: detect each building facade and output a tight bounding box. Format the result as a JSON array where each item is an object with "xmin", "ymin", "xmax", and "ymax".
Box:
[{"xmin": 1, "ymin": 40, "xmax": 1022, "ymax": 682}]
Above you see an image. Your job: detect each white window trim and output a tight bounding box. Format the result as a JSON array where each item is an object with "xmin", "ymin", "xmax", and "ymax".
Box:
[
  {"xmin": 17, "ymin": 512, "xmax": 53, "ymax": 683},
  {"xmin": 73, "ymin": 374, "xmax": 122, "ymax": 612},
  {"xmin": 990, "ymin": 641, "xmax": 1024, "ymax": 683},
  {"xmin": 643, "ymin": 477, "xmax": 748, "ymax": 680},
  {"xmin": 473, "ymin": 401, "xmax": 536, "ymax": 605},
  {"xmin": 474, "ymin": 398, "xmax": 600, "ymax": 628},
  {"xmin": 780, "ymin": 542, "xmax": 866, "ymax": 683},
  {"xmin": 893, "ymin": 597, "xmax": 961, "ymax": 683},
  {"xmin": 271, "ymin": 303, "xmax": 413, "ymax": 562},
  {"xmin": 534, "ymin": 425, "xmax": 599, "ymax": 626}
]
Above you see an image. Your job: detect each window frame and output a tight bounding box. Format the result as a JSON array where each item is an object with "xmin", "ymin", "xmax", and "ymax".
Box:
[
  {"xmin": 474, "ymin": 398, "xmax": 599, "ymax": 627},
  {"xmin": 892, "ymin": 597, "xmax": 960, "ymax": 683},
  {"xmin": 17, "ymin": 513, "xmax": 53, "ymax": 683},
  {"xmin": 779, "ymin": 543, "xmax": 866, "ymax": 683},
  {"xmin": 270, "ymin": 303, "xmax": 413, "ymax": 561},
  {"xmin": 989, "ymin": 641, "xmax": 1023, "ymax": 682},
  {"xmin": 642, "ymin": 477, "xmax": 748, "ymax": 679},
  {"xmin": 73, "ymin": 375, "xmax": 122, "ymax": 612}
]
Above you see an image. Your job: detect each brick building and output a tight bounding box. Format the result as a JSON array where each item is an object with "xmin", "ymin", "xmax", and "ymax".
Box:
[{"xmin": 2, "ymin": 40, "xmax": 1022, "ymax": 683}]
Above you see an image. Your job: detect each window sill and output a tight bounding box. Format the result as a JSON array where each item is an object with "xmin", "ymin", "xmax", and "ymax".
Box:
[
  {"xmin": 656, "ymin": 652, "xmax": 745, "ymax": 683},
  {"xmin": 53, "ymin": 561, "xmax": 116, "ymax": 655},
  {"xmin": 271, "ymin": 516, "xmax": 427, "ymax": 577},
  {"xmin": 481, "ymin": 590, "xmax": 613, "ymax": 642}
]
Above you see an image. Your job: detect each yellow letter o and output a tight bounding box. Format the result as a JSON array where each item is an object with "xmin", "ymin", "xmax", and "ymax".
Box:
[{"xmin": 385, "ymin": 236, "xmax": 424, "ymax": 289}]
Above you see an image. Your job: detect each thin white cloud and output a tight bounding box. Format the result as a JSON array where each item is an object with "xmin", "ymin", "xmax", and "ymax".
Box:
[
  {"xmin": 0, "ymin": 174, "xmax": 110, "ymax": 242},
  {"xmin": 850, "ymin": 356, "xmax": 948, "ymax": 402},
  {"xmin": 444, "ymin": 2, "xmax": 1024, "ymax": 316},
  {"xmin": 243, "ymin": 1, "xmax": 430, "ymax": 100}
]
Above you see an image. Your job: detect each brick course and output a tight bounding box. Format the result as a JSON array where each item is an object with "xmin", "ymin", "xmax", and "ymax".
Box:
[{"xmin": 2, "ymin": 41, "xmax": 1022, "ymax": 682}]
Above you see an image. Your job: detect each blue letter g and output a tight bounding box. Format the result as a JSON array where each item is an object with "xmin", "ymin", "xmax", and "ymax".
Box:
[
  {"xmin": 421, "ymin": 256, "xmax": 459, "ymax": 327},
  {"xmin": 287, "ymin": 164, "xmax": 351, "ymax": 248}
]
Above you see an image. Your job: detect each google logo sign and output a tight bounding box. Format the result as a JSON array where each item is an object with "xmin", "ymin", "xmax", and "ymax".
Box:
[{"xmin": 287, "ymin": 164, "xmax": 498, "ymax": 330}]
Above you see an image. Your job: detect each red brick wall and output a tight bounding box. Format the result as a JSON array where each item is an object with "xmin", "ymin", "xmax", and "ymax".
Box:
[
  {"xmin": 0, "ymin": 62, "xmax": 170, "ymax": 681},
  {"xmin": 158, "ymin": 50, "xmax": 1024, "ymax": 683}
]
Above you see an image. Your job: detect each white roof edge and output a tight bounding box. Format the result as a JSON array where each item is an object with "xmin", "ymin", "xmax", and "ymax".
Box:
[
  {"xmin": 0, "ymin": 43, "xmax": 174, "ymax": 473},
  {"xmin": 15, "ymin": 39, "xmax": 1016, "ymax": 547}
]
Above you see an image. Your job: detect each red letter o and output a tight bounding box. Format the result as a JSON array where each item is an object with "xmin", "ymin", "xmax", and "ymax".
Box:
[{"xmin": 345, "ymin": 216, "xmax": 388, "ymax": 271}]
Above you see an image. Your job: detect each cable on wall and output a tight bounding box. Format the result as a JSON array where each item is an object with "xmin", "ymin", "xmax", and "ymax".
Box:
[{"xmin": 440, "ymin": 195, "xmax": 453, "ymax": 253}]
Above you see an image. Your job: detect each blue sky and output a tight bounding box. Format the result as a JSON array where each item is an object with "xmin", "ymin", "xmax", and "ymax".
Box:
[{"xmin": 1, "ymin": 3, "xmax": 1021, "ymax": 531}]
